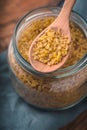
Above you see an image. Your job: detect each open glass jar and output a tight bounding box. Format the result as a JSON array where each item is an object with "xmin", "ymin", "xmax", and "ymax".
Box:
[{"xmin": 8, "ymin": 7, "xmax": 87, "ymax": 110}]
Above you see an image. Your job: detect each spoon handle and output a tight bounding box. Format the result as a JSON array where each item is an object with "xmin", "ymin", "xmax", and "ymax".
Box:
[
  {"xmin": 53, "ymin": 0, "xmax": 76, "ymax": 27},
  {"xmin": 60, "ymin": 0, "xmax": 76, "ymax": 19},
  {"xmin": 62, "ymin": 0, "xmax": 76, "ymax": 18}
]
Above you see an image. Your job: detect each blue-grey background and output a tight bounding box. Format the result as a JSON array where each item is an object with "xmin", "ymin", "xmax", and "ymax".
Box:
[
  {"xmin": 73, "ymin": 0, "xmax": 87, "ymax": 20},
  {"xmin": 0, "ymin": 0, "xmax": 87, "ymax": 130}
]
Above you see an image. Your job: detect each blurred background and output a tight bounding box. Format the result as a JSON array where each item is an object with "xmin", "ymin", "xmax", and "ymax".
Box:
[
  {"xmin": 0, "ymin": 0, "xmax": 87, "ymax": 129},
  {"xmin": 0, "ymin": 0, "xmax": 87, "ymax": 53}
]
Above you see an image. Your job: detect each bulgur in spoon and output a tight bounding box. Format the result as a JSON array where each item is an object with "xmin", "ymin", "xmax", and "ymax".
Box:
[{"xmin": 29, "ymin": 0, "xmax": 76, "ymax": 73}]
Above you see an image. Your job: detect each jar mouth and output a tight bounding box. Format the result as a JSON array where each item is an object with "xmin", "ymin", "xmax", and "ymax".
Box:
[{"xmin": 13, "ymin": 6, "xmax": 87, "ymax": 78}]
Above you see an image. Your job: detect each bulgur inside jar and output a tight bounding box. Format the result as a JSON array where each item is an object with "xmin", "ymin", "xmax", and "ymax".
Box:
[{"xmin": 8, "ymin": 7, "xmax": 87, "ymax": 110}]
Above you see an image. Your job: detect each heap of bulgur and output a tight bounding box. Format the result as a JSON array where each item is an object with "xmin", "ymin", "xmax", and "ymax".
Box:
[{"xmin": 33, "ymin": 29, "xmax": 70, "ymax": 65}]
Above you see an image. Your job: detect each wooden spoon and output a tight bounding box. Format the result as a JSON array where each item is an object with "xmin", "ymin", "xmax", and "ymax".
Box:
[{"xmin": 29, "ymin": 0, "xmax": 76, "ymax": 73}]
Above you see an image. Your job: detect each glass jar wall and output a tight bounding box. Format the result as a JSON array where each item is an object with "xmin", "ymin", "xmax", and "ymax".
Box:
[{"xmin": 8, "ymin": 7, "xmax": 87, "ymax": 110}]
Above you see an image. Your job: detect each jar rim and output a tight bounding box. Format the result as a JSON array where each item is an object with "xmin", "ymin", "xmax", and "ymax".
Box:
[{"xmin": 13, "ymin": 6, "xmax": 87, "ymax": 78}]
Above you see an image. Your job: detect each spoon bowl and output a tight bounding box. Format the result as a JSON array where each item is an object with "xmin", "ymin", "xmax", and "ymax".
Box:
[{"xmin": 29, "ymin": 0, "xmax": 76, "ymax": 73}]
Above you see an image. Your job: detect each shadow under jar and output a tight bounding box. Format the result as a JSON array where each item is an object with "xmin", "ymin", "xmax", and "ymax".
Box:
[{"xmin": 8, "ymin": 7, "xmax": 87, "ymax": 110}]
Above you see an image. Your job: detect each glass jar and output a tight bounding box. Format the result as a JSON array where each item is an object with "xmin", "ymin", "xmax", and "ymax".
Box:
[{"xmin": 8, "ymin": 7, "xmax": 87, "ymax": 110}]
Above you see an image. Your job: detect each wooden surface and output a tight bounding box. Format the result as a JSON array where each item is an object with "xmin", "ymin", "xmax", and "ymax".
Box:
[{"xmin": 0, "ymin": 0, "xmax": 87, "ymax": 129}]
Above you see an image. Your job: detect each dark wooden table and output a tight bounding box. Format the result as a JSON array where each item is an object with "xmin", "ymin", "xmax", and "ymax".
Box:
[{"xmin": 0, "ymin": 0, "xmax": 87, "ymax": 129}]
